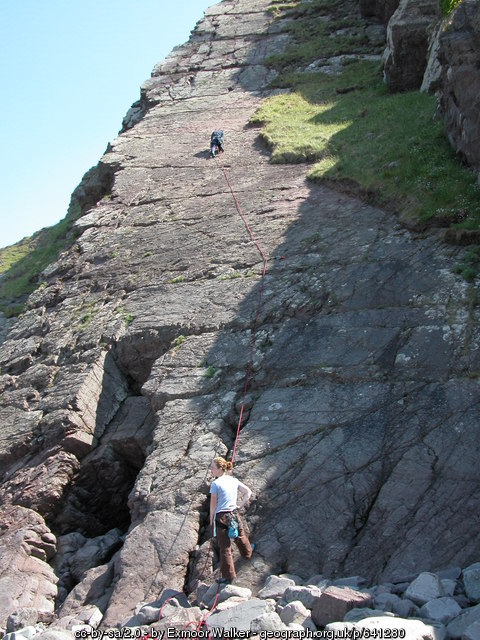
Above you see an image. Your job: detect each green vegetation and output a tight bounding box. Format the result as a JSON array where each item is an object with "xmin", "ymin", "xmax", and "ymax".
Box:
[
  {"xmin": 0, "ymin": 202, "xmax": 82, "ymax": 316},
  {"xmin": 115, "ymin": 305, "xmax": 133, "ymax": 328},
  {"xmin": 439, "ymin": 0, "xmax": 461, "ymax": 17},
  {"xmin": 253, "ymin": 0, "xmax": 480, "ymax": 230},
  {"xmin": 168, "ymin": 274, "xmax": 186, "ymax": 284},
  {"xmin": 174, "ymin": 335, "xmax": 185, "ymax": 348},
  {"xmin": 453, "ymin": 247, "xmax": 480, "ymax": 282},
  {"xmin": 79, "ymin": 301, "xmax": 98, "ymax": 330},
  {"xmin": 266, "ymin": 0, "xmax": 373, "ymax": 72},
  {"xmin": 217, "ymin": 271, "xmax": 243, "ymax": 281},
  {"xmin": 172, "ymin": 334, "xmax": 186, "ymax": 354},
  {"xmin": 203, "ymin": 364, "xmax": 216, "ymax": 379}
]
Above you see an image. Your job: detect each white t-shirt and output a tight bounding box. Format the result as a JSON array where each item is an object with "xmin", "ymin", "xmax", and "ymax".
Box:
[{"xmin": 210, "ymin": 475, "xmax": 247, "ymax": 515}]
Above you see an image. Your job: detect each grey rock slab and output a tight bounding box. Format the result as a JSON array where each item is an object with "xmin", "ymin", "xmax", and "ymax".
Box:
[
  {"xmin": 420, "ymin": 597, "xmax": 463, "ymax": 624},
  {"xmin": 405, "ymin": 572, "xmax": 446, "ymax": 606},
  {"xmin": 462, "ymin": 619, "xmax": 480, "ymax": 640},
  {"xmin": 283, "ymin": 586, "xmax": 324, "ymax": 610},
  {"xmin": 258, "ymin": 575, "xmax": 296, "ymax": 600},
  {"xmin": 279, "ymin": 601, "xmax": 310, "ymax": 626},
  {"xmin": 202, "ymin": 583, "xmax": 252, "ymax": 608},
  {"xmin": 207, "ymin": 598, "xmax": 272, "ymax": 632},
  {"xmin": 374, "ymin": 593, "xmax": 418, "ymax": 617},
  {"xmin": 57, "ymin": 563, "xmax": 114, "ymax": 618},
  {"xmin": 6, "ymin": 610, "xmax": 38, "ymax": 633},
  {"xmin": 447, "ymin": 604, "xmax": 480, "ymax": 639},
  {"xmin": 437, "ymin": 567, "xmax": 462, "ymax": 581},
  {"xmin": 250, "ymin": 611, "xmax": 286, "ymax": 632},
  {"xmin": 464, "ymin": 563, "xmax": 480, "ymax": 602},
  {"xmin": 441, "ymin": 579, "xmax": 457, "ymax": 597}
]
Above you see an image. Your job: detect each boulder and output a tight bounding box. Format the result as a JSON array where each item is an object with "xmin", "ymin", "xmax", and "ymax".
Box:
[
  {"xmin": 6, "ymin": 610, "xmax": 38, "ymax": 633},
  {"xmin": 404, "ymin": 572, "xmax": 446, "ymax": 605},
  {"xmin": 441, "ymin": 579, "xmax": 457, "ymax": 597},
  {"xmin": 438, "ymin": 0, "xmax": 480, "ymax": 172},
  {"xmin": 152, "ymin": 606, "xmax": 204, "ymax": 632},
  {"xmin": 250, "ymin": 612, "xmax": 286, "ymax": 632},
  {"xmin": 462, "ymin": 619, "xmax": 480, "ymax": 640},
  {"xmin": 4, "ymin": 627, "xmax": 37, "ymax": 640},
  {"xmin": 207, "ymin": 598, "xmax": 273, "ymax": 632},
  {"xmin": 446, "ymin": 603, "xmax": 480, "ymax": 639},
  {"xmin": 374, "ymin": 592, "xmax": 418, "ymax": 617},
  {"xmin": 202, "ymin": 583, "xmax": 252, "ymax": 608},
  {"xmin": 283, "ymin": 585, "xmax": 324, "ymax": 610},
  {"xmin": 101, "ymin": 511, "xmax": 198, "ymax": 626},
  {"xmin": 419, "ymin": 596, "xmax": 462, "ymax": 624},
  {"xmin": 68, "ymin": 529, "xmax": 122, "ymax": 583},
  {"xmin": 258, "ymin": 575, "xmax": 296, "ymax": 600},
  {"xmin": 311, "ymin": 586, "xmax": 372, "ymax": 627},
  {"xmin": 463, "ymin": 563, "xmax": 480, "ymax": 602},
  {"xmin": 384, "ymin": 0, "xmax": 441, "ymax": 92},
  {"xmin": 278, "ymin": 601, "xmax": 310, "ymax": 626},
  {"xmin": 57, "ymin": 563, "xmax": 114, "ymax": 618}
]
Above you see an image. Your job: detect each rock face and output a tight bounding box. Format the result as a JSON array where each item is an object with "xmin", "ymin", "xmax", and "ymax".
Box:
[
  {"xmin": 359, "ymin": 0, "xmax": 400, "ymax": 24},
  {"xmin": 420, "ymin": 20, "xmax": 443, "ymax": 94},
  {"xmin": 0, "ymin": 0, "xmax": 479, "ymax": 631},
  {"xmin": 384, "ymin": 0, "xmax": 441, "ymax": 91},
  {"xmin": 438, "ymin": 0, "xmax": 480, "ymax": 172}
]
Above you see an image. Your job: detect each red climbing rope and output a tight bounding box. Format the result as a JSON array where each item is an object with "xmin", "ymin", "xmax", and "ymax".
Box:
[
  {"xmin": 215, "ymin": 155, "xmax": 268, "ymax": 466},
  {"xmin": 151, "ymin": 152, "xmax": 267, "ymax": 639}
]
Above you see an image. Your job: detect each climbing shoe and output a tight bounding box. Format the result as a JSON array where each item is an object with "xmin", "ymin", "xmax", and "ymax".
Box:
[{"xmin": 216, "ymin": 577, "xmax": 233, "ymax": 585}]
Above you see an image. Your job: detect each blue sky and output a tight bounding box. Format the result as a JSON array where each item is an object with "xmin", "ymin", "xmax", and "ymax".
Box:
[{"xmin": 0, "ymin": 0, "xmax": 213, "ymax": 249}]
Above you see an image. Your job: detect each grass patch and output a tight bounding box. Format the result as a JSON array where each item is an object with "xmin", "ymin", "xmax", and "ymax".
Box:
[
  {"xmin": 0, "ymin": 202, "xmax": 82, "ymax": 315},
  {"xmin": 168, "ymin": 274, "xmax": 186, "ymax": 284},
  {"xmin": 203, "ymin": 364, "xmax": 216, "ymax": 379},
  {"xmin": 79, "ymin": 301, "xmax": 98, "ymax": 330},
  {"xmin": 453, "ymin": 246, "xmax": 480, "ymax": 282},
  {"xmin": 439, "ymin": 0, "xmax": 461, "ymax": 17},
  {"xmin": 115, "ymin": 305, "xmax": 134, "ymax": 328},
  {"xmin": 216, "ymin": 271, "xmax": 243, "ymax": 281},
  {"xmin": 172, "ymin": 334, "xmax": 186, "ymax": 355},
  {"xmin": 251, "ymin": 0, "xmax": 480, "ymax": 229}
]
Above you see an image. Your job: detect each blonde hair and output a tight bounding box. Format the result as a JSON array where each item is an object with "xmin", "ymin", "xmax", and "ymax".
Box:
[{"xmin": 214, "ymin": 457, "xmax": 233, "ymax": 472}]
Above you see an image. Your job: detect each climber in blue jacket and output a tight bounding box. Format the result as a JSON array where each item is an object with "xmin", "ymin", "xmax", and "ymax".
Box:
[{"xmin": 210, "ymin": 130, "xmax": 225, "ymax": 157}]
